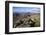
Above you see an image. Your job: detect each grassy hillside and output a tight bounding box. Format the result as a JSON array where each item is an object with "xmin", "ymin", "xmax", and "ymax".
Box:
[{"xmin": 13, "ymin": 13, "xmax": 40, "ymax": 28}]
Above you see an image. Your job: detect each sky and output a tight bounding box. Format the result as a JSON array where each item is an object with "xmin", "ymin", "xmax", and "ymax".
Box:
[{"xmin": 13, "ymin": 7, "xmax": 40, "ymax": 13}]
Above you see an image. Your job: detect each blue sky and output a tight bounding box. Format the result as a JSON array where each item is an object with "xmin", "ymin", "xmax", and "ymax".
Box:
[{"xmin": 13, "ymin": 7, "xmax": 40, "ymax": 13}]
